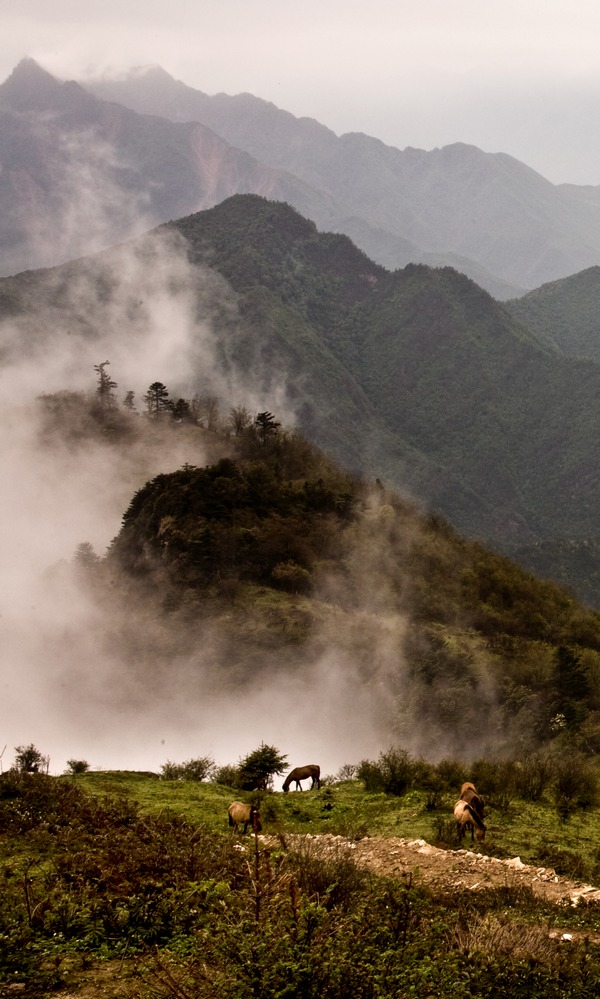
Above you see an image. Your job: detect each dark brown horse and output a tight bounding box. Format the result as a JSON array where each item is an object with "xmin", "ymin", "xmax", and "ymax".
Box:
[
  {"xmin": 282, "ymin": 764, "xmax": 321, "ymax": 792},
  {"xmin": 460, "ymin": 781, "xmax": 485, "ymax": 821},
  {"xmin": 228, "ymin": 801, "xmax": 262, "ymax": 834},
  {"xmin": 454, "ymin": 799, "xmax": 486, "ymax": 842}
]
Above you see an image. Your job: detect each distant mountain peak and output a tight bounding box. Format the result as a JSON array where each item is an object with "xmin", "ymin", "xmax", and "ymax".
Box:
[
  {"xmin": 0, "ymin": 57, "xmax": 62, "ymax": 108},
  {"xmin": 129, "ymin": 65, "xmax": 175, "ymax": 82}
]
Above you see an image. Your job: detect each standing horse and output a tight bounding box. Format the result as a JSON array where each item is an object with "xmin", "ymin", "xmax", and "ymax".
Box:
[
  {"xmin": 454, "ymin": 799, "xmax": 486, "ymax": 842},
  {"xmin": 460, "ymin": 781, "xmax": 485, "ymax": 821},
  {"xmin": 282, "ymin": 764, "xmax": 321, "ymax": 792},
  {"xmin": 228, "ymin": 801, "xmax": 262, "ymax": 834}
]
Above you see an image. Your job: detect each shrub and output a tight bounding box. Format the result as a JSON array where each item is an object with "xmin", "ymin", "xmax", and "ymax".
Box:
[
  {"xmin": 433, "ymin": 757, "xmax": 466, "ymax": 791},
  {"xmin": 235, "ymin": 743, "xmax": 287, "ymax": 790},
  {"xmin": 64, "ymin": 758, "xmax": 90, "ymax": 775},
  {"xmin": 552, "ymin": 752, "xmax": 599, "ymax": 819},
  {"xmin": 470, "ymin": 758, "xmax": 520, "ymax": 811},
  {"xmin": 513, "ymin": 752, "xmax": 553, "ymax": 801},
  {"xmin": 212, "ymin": 764, "xmax": 239, "ymax": 787},
  {"xmin": 12, "ymin": 744, "xmax": 48, "ymax": 774},
  {"xmin": 336, "ymin": 763, "xmax": 358, "ymax": 781},
  {"xmin": 160, "ymin": 756, "xmax": 215, "ymax": 781},
  {"xmin": 357, "ymin": 748, "xmax": 417, "ymax": 796}
]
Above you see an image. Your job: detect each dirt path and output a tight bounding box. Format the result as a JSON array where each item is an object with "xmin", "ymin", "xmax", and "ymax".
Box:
[{"xmin": 271, "ymin": 833, "xmax": 600, "ymax": 908}]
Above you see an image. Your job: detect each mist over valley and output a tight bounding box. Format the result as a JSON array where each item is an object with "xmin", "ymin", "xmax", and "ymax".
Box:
[{"xmin": 2, "ymin": 57, "xmax": 600, "ymax": 780}]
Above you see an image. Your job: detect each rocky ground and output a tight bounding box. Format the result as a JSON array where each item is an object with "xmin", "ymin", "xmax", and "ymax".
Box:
[
  {"xmin": 348, "ymin": 834, "xmax": 600, "ymax": 906},
  {"xmin": 274, "ymin": 832, "xmax": 600, "ymax": 944}
]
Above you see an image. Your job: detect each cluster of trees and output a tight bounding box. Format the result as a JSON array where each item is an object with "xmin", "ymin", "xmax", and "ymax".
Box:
[
  {"xmin": 93, "ymin": 360, "xmax": 282, "ymax": 441},
  {"xmin": 108, "ymin": 452, "xmax": 356, "ymax": 597},
  {"xmin": 10, "ymin": 741, "xmax": 289, "ymax": 791},
  {"xmin": 160, "ymin": 743, "xmax": 288, "ymax": 790}
]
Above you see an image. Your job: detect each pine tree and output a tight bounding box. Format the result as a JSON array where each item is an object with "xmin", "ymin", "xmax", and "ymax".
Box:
[
  {"xmin": 144, "ymin": 382, "xmax": 171, "ymax": 418},
  {"xmin": 94, "ymin": 361, "xmax": 117, "ymax": 409}
]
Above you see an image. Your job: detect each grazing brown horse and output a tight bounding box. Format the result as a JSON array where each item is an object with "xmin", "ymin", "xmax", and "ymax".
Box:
[
  {"xmin": 228, "ymin": 801, "xmax": 262, "ymax": 834},
  {"xmin": 282, "ymin": 764, "xmax": 321, "ymax": 792},
  {"xmin": 454, "ymin": 799, "xmax": 486, "ymax": 842},
  {"xmin": 460, "ymin": 781, "xmax": 485, "ymax": 821}
]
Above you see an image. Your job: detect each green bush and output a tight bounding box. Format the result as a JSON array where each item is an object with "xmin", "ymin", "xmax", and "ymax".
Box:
[
  {"xmin": 160, "ymin": 756, "xmax": 215, "ymax": 781},
  {"xmin": 357, "ymin": 748, "xmax": 418, "ymax": 796},
  {"xmin": 552, "ymin": 752, "xmax": 599, "ymax": 819}
]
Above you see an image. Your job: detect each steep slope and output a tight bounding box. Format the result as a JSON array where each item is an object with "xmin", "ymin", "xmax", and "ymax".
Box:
[
  {"xmin": 103, "ymin": 424, "xmax": 600, "ymax": 763},
  {"xmin": 505, "ymin": 266, "xmax": 600, "ymax": 362},
  {"xmin": 5, "ymin": 193, "xmax": 600, "ymax": 607},
  {"xmin": 168, "ymin": 197, "xmax": 600, "ymax": 556},
  {"xmin": 85, "ymin": 66, "xmax": 600, "ymax": 292},
  {"xmin": 0, "ymin": 59, "xmax": 335, "ymax": 276}
]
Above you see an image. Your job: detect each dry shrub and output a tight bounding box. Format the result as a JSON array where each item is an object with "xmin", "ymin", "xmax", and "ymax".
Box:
[{"xmin": 452, "ymin": 913, "xmax": 560, "ymax": 964}]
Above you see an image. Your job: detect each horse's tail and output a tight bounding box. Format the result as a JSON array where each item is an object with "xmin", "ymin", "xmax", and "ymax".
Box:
[{"xmin": 228, "ymin": 811, "xmax": 234, "ymax": 827}]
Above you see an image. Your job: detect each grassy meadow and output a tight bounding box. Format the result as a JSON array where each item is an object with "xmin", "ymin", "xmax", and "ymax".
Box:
[
  {"xmin": 74, "ymin": 769, "xmax": 600, "ymax": 880},
  {"xmin": 2, "ymin": 766, "xmax": 600, "ymax": 998}
]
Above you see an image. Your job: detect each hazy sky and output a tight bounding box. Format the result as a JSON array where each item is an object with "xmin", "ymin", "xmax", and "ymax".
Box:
[{"xmin": 4, "ymin": 0, "xmax": 600, "ymax": 184}]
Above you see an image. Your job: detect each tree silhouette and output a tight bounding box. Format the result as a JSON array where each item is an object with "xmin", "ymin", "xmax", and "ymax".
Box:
[
  {"xmin": 144, "ymin": 382, "xmax": 171, "ymax": 418},
  {"xmin": 254, "ymin": 411, "xmax": 281, "ymax": 444},
  {"xmin": 14, "ymin": 743, "xmax": 48, "ymax": 773},
  {"xmin": 94, "ymin": 361, "xmax": 117, "ymax": 409},
  {"xmin": 236, "ymin": 743, "xmax": 288, "ymax": 790}
]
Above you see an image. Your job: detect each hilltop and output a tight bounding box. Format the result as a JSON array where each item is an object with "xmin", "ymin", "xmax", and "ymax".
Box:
[
  {"xmin": 6, "ymin": 194, "xmax": 600, "ymax": 606},
  {"xmin": 40, "ymin": 389, "xmax": 597, "ymax": 765}
]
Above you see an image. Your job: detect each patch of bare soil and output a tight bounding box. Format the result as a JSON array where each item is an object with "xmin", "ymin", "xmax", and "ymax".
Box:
[
  {"xmin": 345, "ymin": 835, "xmax": 600, "ymax": 906},
  {"xmin": 265, "ymin": 832, "xmax": 600, "ymax": 906},
  {"xmin": 270, "ymin": 833, "xmax": 600, "ymax": 944}
]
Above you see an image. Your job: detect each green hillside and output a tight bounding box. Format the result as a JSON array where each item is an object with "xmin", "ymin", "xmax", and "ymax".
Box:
[
  {"xmin": 506, "ymin": 266, "xmax": 600, "ymax": 361},
  {"xmin": 75, "ymin": 409, "xmax": 598, "ymax": 763},
  {"xmin": 5, "ymin": 194, "xmax": 600, "ymax": 605},
  {"xmin": 2, "ymin": 767, "xmax": 599, "ymax": 997},
  {"xmin": 171, "ymin": 197, "xmax": 600, "ymax": 594}
]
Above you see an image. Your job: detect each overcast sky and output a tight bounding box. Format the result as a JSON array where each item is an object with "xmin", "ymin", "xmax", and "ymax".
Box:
[{"xmin": 4, "ymin": 0, "xmax": 600, "ymax": 183}]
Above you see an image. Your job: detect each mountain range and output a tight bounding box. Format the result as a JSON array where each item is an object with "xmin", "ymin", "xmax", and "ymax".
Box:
[
  {"xmin": 4, "ymin": 59, "xmax": 600, "ymax": 296},
  {"xmin": 4, "ymin": 192, "xmax": 600, "ymax": 606}
]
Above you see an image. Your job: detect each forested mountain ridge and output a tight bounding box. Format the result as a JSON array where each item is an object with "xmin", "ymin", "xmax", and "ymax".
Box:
[
  {"xmin": 169, "ymin": 197, "xmax": 600, "ymax": 567},
  {"xmin": 5, "ymin": 58, "xmax": 600, "ymax": 295},
  {"xmin": 506, "ymin": 266, "xmax": 600, "ymax": 362},
  {"xmin": 85, "ymin": 64, "xmax": 600, "ymax": 293},
  {"xmin": 64, "ymin": 401, "xmax": 600, "ymax": 764},
  {"xmin": 5, "ymin": 193, "xmax": 600, "ymax": 605}
]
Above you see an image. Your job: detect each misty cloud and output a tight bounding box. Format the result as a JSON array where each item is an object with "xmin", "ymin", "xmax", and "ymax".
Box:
[{"xmin": 0, "ymin": 221, "xmax": 394, "ymax": 777}]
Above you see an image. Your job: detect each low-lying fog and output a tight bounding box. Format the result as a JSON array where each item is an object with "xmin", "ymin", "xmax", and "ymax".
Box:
[{"xmin": 0, "ymin": 230, "xmax": 394, "ymax": 779}]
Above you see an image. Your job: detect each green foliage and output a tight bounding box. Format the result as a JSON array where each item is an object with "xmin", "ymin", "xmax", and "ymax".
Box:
[
  {"xmin": 12, "ymin": 743, "xmax": 48, "ymax": 774},
  {"xmin": 357, "ymin": 748, "xmax": 420, "ymax": 796},
  {"xmin": 212, "ymin": 764, "xmax": 240, "ymax": 787},
  {"xmin": 144, "ymin": 380, "xmax": 171, "ymax": 418},
  {"xmin": 111, "ymin": 451, "xmax": 356, "ymax": 594},
  {"xmin": 552, "ymin": 753, "xmax": 599, "ymax": 820},
  {"xmin": 64, "ymin": 759, "xmax": 90, "ymax": 775},
  {"xmin": 2, "ymin": 768, "xmax": 600, "ymax": 995},
  {"xmin": 236, "ymin": 743, "xmax": 288, "ymax": 791},
  {"xmin": 160, "ymin": 756, "xmax": 215, "ymax": 782}
]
